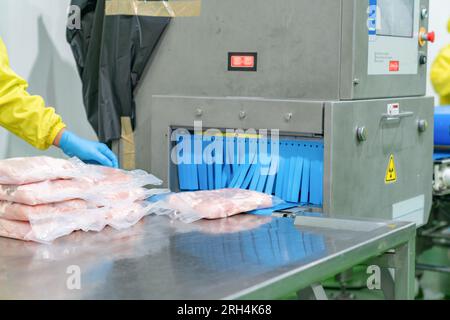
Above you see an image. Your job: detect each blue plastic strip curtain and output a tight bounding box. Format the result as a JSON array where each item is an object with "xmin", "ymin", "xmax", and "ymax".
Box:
[
  {"xmin": 206, "ymin": 135, "xmax": 215, "ymax": 190},
  {"xmin": 176, "ymin": 134, "xmax": 324, "ymax": 206},
  {"xmin": 197, "ymin": 135, "xmax": 208, "ymax": 190},
  {"xmin": 175, "ymin": 133, "xmax": 195, "ymax": 190}
]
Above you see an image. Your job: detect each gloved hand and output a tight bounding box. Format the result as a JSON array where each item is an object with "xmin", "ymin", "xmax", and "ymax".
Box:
[{"xmin": 57, "ymin": 130, "xmax": 119, "ymax": 168}]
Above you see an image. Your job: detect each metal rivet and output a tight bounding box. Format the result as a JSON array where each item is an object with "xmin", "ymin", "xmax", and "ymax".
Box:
[
  {"xmin": 239, "ymin": 111, "xmax": 247, "ymax": 119},
  {"xmin": 356, "ymin": 127, "xmax": 367, "ymax": 142},
  {"xmin": 195, "ymin": 108, "xmax": 203, "ymax": 117},
  {"xmin": 353, "ymin": 78, "xmax": 360, "ymax": 86},
  {"xmin": 418, "ymin": 119, "xmax": 428, "ymax": 133},
  {"xmin": 421, "ymin": 8, "xmax": 428, "ymax": 19},
  {"xmin": 285, "ymin": 113, "xmax": 293, "ymax": 121}
]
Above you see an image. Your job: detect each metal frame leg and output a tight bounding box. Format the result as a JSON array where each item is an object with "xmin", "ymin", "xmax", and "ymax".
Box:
[
  {"xmin": 393, "ymin": 238, "xmax": 416, "ymax": 299},
  {"xmin": 380, "ymin": 268, "xmax": 395, "ymax": 300},
  {"xmin": 297, "ymin": 283, "xmax": 328, "ymax": 300},
  {"xmin": 366, "ymin": 236, "xmax": 416, "ymax": 300}
]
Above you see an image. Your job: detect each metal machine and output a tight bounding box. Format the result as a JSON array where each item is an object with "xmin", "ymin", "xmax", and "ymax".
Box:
[
  {"xmin": 133, "ymin": 0, "xmax": 434, "ymax": 226},
  {"xmin": 415, "ymin": 107, "xmax": 450, "ymax": 293},
  {"xmin": 418, "ymin": 107, "xmax": 450, "ymax": 257}
]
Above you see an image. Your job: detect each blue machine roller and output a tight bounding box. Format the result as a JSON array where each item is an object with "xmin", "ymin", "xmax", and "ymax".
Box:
[{"xmin": 434, "ymin": 106, "xmax": 450, "ymax": 160}]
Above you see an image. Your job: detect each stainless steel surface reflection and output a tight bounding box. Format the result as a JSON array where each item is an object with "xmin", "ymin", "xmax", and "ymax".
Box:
[{"xmin": 0, "ymin": 214, "xmax": 412, "ymax": 299}]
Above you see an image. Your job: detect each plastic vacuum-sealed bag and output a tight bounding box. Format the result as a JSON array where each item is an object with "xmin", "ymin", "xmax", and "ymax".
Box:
[
  {"xmin": 0, "ymin": 156, "xmax": 85, "ymax": 185},
  {"xmin": 152, "ymin": 188, "xmax": 283, "ymax": 223},
  {"xmin": 0, "ymin": 155, "xmax": 166, "ymax": 243},
  {"xmin": 0, "ymin": 199, "xmax": 90, "ymax": 221},
  {"xmin": 0, "ymin": 218, "xmax": 32, "ymax": 241},
  {"xmin": 0, "ymin": 187, "xmax": 155, "ymax": 221},
  {"xmin": 0, "ymin": 201, "xmax": 159, "ymax": 243},
  {"xmin": 0, "ymin": 167, "xmax": 161, "ymax": 206}
]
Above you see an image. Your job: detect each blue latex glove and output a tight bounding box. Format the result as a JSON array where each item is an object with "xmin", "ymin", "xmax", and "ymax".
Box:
[{"xmin": 58, "ymin": 130, "xmax": 119, "ymax": 168}]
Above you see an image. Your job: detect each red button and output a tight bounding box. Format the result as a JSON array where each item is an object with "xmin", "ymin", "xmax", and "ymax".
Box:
[{"xmin": 426, "ymin": 31, "xmax": 435, "ymax": 43}]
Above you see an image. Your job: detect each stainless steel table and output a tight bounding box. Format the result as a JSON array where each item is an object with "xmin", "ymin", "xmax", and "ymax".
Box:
[{"xmin": 0, "ymin": 213, "xmax": 416, "ymax": 300}]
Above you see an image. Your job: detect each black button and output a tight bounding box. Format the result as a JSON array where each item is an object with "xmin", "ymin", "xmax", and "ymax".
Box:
[{"xmin": 419, "ymin": 55, "xmax": 428, "ymax": 65}]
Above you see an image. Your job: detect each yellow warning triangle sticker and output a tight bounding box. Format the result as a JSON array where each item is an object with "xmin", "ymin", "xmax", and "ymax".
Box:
[{"xmin": 385, "ymin": 155, "xmax": 397, "ymax": 184}]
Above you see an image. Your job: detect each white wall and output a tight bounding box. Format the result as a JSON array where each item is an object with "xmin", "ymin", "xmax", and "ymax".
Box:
[
  {"xmin": 427, "ymin": 0, "xmax": 450, "ymax": 105},
  {"xmin": 0, "ymin": 0, "xmax": 96, "ymax": 159}
]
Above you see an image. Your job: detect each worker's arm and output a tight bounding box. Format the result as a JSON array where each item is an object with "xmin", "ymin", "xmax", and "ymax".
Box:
[
  {"xmin": 431, "ymin": 45, "xmax": 450, "ymax": 101},
  {"xmin": 0, "ymin": 38, "xmax": 118, "ymax": 168},
  {"xmin": 0, "ymin": 39, "xmax": 65, "ymax": 150}
]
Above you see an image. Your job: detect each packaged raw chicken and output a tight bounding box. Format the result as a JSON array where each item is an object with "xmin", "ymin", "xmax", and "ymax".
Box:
[
  {"xmin": 0, "ymin": 156, "xmax": 84, "ymax": 185},
  {"xmin": 153, "ymin": 188, "xmax": 283, "ymax": 223},
  {"xmin": 0, "ymin": 169, "xmax": 161, "ymax": 205},
  {"xmin": 0, "ymin": 201, "xmax": 159, "ymax": 243},
  {"xmin": 0, "ymin": 199, "xmax": 90, "ymax": 221},
  {"xmin": 0, "ymin": 218, "xmax": 32, "ymax": 241},
  {"xmin": 0, "ymin": 156, "xmax": 165, "ymax": 243},
  {"xmin": 0, "ymin": 187, "xmax": 153, "ymax": 221}
]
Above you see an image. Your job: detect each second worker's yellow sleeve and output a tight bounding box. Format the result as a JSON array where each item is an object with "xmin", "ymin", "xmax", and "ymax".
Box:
[
  {"xmin": 431, "ymin": 45, "xmax": 450, "ymax": 105},
  {"xmin": 0, "ymin": 38, "xmax": 66, "ymax": 150}
]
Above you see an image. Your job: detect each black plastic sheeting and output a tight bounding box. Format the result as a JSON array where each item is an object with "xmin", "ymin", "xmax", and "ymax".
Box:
[{"xmin": 66, "ymin": 0, "xmax": 170, "ymax": 143}]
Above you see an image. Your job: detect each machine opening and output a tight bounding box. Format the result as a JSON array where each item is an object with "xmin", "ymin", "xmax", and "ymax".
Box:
[{"xmin": 171, "ymin": 130, "xmax": 324, "ymax": 206}]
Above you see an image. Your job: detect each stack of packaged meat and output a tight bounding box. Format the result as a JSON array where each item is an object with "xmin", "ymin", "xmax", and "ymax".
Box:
[{"xmin": 0, "ymin": 156, "xmax": 162, "ymax": 243}]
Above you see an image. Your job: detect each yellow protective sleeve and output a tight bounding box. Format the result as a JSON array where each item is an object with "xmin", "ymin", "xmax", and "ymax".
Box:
[
  {"xmin": 0, "ymin": 38, "xmax": 66, "ymax": 150},
  {"xmin": 431, "ymin": 44, "xmax": 450, "ymax": 106}
]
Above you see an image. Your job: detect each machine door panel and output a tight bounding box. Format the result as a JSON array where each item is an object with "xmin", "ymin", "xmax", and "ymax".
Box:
[
  {"xmin": 325, "ymin": 97, "xmax": 433, "ymax": 226},
  {"xmin": 340, "ymin": 0, "xmax": 429, "ymax": 99}
]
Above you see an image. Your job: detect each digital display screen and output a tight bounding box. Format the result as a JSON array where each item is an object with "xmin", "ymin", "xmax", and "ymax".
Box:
[{"xmin": 377, "ymin": 0, "xmax": 415, "ymax": 38}]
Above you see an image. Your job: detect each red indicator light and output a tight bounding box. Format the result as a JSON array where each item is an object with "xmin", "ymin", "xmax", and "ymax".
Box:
[
  {"xmin": 228, "ymin": 52, "xmax": 257, "ymax": 72},
  {"xmin": 231, "ymin": 55, "xmax": 255, "ymax": 68}
]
